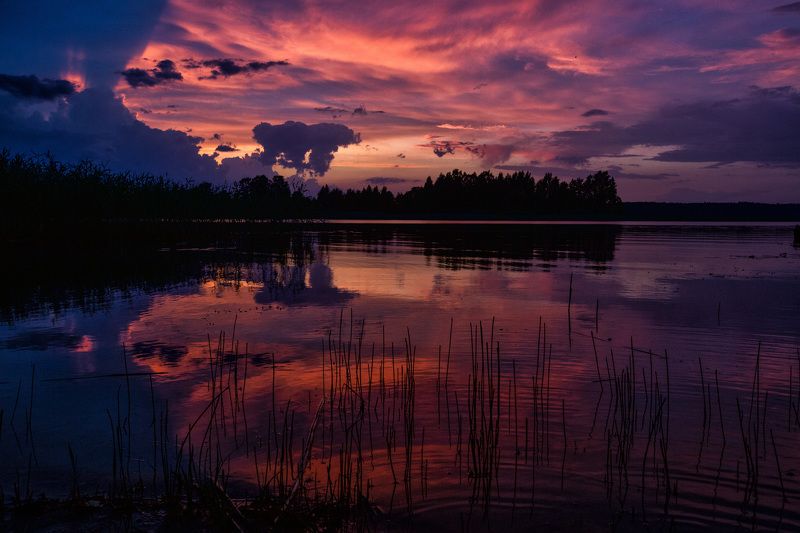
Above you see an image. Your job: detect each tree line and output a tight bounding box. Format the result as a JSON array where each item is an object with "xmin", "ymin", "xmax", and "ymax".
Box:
[
  {"xmin": 317, "ymin": 169, "xmax": 621, "ymax": 216},
  {"xmin": 1, "ymin": 151, "xmax": 622, "ymax": 230}
]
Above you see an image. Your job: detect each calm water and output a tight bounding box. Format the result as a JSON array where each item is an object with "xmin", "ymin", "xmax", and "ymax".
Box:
[{"xmin": 2, "ymin": 222, "xmax": 800, "ymax": 530}]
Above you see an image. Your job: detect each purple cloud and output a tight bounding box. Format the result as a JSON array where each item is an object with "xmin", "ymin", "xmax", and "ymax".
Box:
[
  {"xmin": 465, "ymin": 144, "xmax": 515, "ymax": 166},
  {"xmin": 581, "ymin": 109, "xmax": 609, "ymax": 117},
  {"xmin": 0, "ymin": 88, "xmax": 218, "ymax": 180},
  {"xmin": 365, "ymin": 176, "xmax": 413, "ymax": 185},
  {"xmin": 420, "ymin": 140, "xmax": 474, "ymax": 157},
  {"xmin": 772, "ymin": 2, "xmax": 800, "ymax": 12},
  {"xmin": 252, "ymin": 121, "xmax": 360, "ymax": 176},
  {"xmin": 545, "ymin": 87, "xmax": 800, "ymax": 167}
]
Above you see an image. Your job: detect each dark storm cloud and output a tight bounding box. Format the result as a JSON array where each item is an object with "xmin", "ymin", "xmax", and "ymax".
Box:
[
  {"xmin": 772, "ymin": 2, "xmax": 800, "ymax": 12},
  {"xmin": 120, "ymin": 59, "xmax": 183, "ymax": 88},
  {"xmin": 0, "ymin": 74, "xmax": 76, "ymax": 100},
  {"xmin": 252, "ymin": 121, "xmax": 360, "ymax": 176},
  {"xmin": 639, "ymin": 87, "xmax": 800, "ymax": 166},
  {"xmin": 184, "ymin": 58, "xmax": 289, "ymax": 79},
  {"xmin": 581, "ymin": 108, "xmax": 609, "ymax": 117},
  {"xmin": 0, "ymin": 88, "xmax": 219, "ymax": 180},
  {"xmin": 547, "ymin": 87, "xmax": 800, "ymax": 167}
]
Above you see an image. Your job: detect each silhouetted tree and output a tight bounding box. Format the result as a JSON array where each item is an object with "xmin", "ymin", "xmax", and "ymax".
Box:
[{"xmin": 0, "ymin": 150, "xmax": 624, "ymax": 232}]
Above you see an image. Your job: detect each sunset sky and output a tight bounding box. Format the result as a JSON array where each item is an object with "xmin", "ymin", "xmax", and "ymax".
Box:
[{"xmin": 1, "ymin": 0, "xmax": 799, "ymax": 201}]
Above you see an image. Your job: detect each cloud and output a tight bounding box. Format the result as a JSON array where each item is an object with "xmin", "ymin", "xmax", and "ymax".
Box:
[
  {"xmin": 314, "ymin": 104, "xmax": 385, "ymax": 117},
  {"xmin": 130, "ymin": 341, "xmax": 188, "ymax": 365},
  {"xmin": 772, "ymin": 2, "xmax": 800, "ymax": 12},
  {"xmin": 638, "ymin": 87, "xmax": 800, "ymax": 166},
  {"xmin": 252, "ymin": 121, "xmax": 360, "ymax": 176},
  {"xmin": 2, "ymin": 328, "xmax": 85, "ymax": 351},
  {"xmin": 606, "ymin": 164, "xmax": 677, "ymax": 181},
  {"xmin": 437, "ymin": 123, "xmax": 508, "ymax": 132},
  {"xmin": 365, "ymin": 176, "xmax": 413, "ymax": 185},
  {"xmin": 0, "ymin": 74, "xmax": 77, "ymax": 100},
  {"xmin": 184, "ymin": 58, "xmax": 289, "ymax": 79},
  {"xmin": 215, "ymin": 143, "xmax": 239, "ymax": 152},
  {"xmin": 314, "ymin": 105, "xmax": 350, "ymax": 118},
  {"xmin": 6, "ymin": 0, "xmax": 800, "ymax": 201},
  {"xmin": 352, "ymin": 104, "xmax": 384, "ymax": 115},
  {"xmin": 432, "ymin": 142, "xmax": 456, "ymax": 157},
  {"xmin": 0, "ymin": 85, "xmax": 357, "ymax": 183},
  {"xmin": 120, "ymin": 59, "xmax": 183, "ymax": 87},
  {"xmin": 544, "ymin": 87, "xmax": 800, "ymax": 167},
  {"xmin": 420, "ymin": 139, "xmax": 474, "ymax": 157},
  {"xmin": 0, "ymin": 1, "xmax": 168, "ymax": 88},
  {"xmin": 465, "ymin": 143, "xmax": 515, "ymax": 166},
  {"xmin": 581, "ymin": 108, "xmax": 609, "ymax": 117},
  {"xmin": 0, "ymin": 88, "xmax": 219, "ymax": 180},
  {"xmin": 218, "ymin": 152, "xmax": 272, "ymax": 180}
]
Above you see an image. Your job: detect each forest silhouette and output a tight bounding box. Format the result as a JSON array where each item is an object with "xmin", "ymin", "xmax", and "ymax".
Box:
[
  {"xmin": 4, "ymin": 150, "xmax": 799, "ymax": 233},
  {"xmin": 0, "ymin": 150, "xmax": 621, "ymax": 228}
]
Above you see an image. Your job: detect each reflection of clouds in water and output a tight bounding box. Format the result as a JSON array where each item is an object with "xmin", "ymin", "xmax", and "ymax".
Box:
[
  {"xmin": 1, "ymin": 328, "xmax": 93, "ymax": 352},
  {"xmin": 129, "ymin": 340, "xmax": 188, "ymax": 366},
  {"xmin": 254, "ymin": 262, "xmax": 356, "ymax": 307}
]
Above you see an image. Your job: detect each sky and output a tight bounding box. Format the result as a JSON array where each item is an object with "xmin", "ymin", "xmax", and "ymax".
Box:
[{"xmin": 1, "ymin": 0, "xmax": 799, "ymax": 201}]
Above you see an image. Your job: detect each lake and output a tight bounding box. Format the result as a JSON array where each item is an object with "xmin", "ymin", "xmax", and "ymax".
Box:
[{"xmin": 2, "ymin": 222, "xmax": 799, "ymax": 530}]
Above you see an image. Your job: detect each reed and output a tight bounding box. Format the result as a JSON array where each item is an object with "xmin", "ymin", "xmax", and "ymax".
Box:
[{"xmin": 2, "ymin": 309, "xmax": 798, "ymax": 531}]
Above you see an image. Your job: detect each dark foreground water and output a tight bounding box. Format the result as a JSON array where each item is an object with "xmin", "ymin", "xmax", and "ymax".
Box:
[{"xmin": 2, "ymin": 222, "xmax": 799, "ymax": 530}]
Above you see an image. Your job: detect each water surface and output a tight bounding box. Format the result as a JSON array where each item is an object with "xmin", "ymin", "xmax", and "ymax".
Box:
[{"xmin": 2, "ymin": 222, "xmax": 799, "ymax": 530}]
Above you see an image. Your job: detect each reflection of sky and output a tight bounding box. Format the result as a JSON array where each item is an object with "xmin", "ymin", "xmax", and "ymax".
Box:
[
  {"xmin": 3, "ymin": 226, "xmax": 799, "ymax": 397},
  {"xmin": 1, "ymin": 226, "xmax": 799, "ymax": 520}
]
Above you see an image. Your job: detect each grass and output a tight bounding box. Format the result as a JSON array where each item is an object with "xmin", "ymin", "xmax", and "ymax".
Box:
[{"xmin": 2, "ymin": 309, "xmax": 800, "ymax": 531}]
